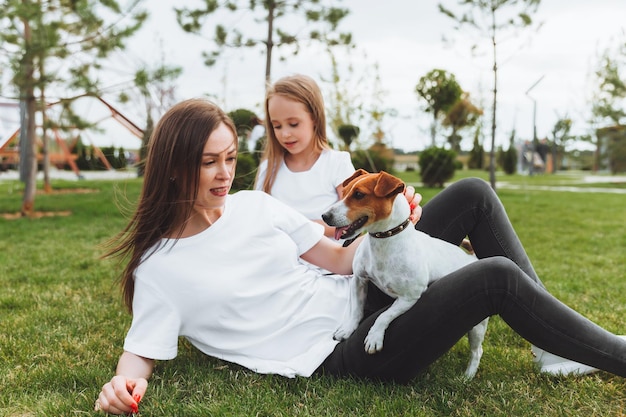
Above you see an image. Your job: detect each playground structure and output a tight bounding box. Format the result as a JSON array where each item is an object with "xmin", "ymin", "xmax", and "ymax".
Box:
[{"xmin": 0, "ymin": 96, "xmax": 144, "ymax": 177}]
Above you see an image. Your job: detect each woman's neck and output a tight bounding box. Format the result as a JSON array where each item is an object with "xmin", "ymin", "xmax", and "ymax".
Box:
[{"xmin": 176, "ymin": 207, "xmax": 224, "ymax": 238}]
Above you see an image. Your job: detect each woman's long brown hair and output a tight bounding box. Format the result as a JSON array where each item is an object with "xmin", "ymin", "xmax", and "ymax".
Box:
[
  {"xmin": 103, "ymin": 99, "xmax": 238, "ymax": 312},
  {"xmin": 256, "ymin": 74, "xmax": 330, "ymax": 193}
]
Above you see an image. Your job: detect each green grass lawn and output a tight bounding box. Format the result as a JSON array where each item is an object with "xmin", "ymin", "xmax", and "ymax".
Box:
[{"xmin": 1, "ymin": 172, "xmax": 625, "ymax": 416}]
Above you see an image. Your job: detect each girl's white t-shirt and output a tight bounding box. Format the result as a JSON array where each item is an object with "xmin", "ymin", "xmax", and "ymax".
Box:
[
  {"xmin": 123, "ymin": 191, "xmax": 353, "ymax": 377},
  {"xmin": 255, "ymin": 149, "xmax": 355, "ymax": 220}
]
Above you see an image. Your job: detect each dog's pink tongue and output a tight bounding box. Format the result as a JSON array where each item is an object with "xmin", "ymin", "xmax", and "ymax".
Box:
[{"xmin": 334, "ymin": 226, "xmax": 349, "ymax": 241}]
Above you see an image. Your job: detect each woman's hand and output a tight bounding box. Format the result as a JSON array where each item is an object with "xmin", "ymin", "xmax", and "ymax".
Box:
[
  {"xmin": 96, "ymin": 375, "xmax": 147, "ymax": 415},
  {"xmin": 95, "ymin": 351, "xmax": 154, "ymax": 414},
  {"xmin": 404, "ymin": 185, "xmax": 423, "ymax": 224}
]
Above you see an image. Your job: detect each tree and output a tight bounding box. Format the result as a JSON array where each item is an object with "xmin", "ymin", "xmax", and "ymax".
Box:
[
  {"xmin": 589, "ymin": 36, "xmax": 626, "ymax": 172},
  {"xmin": 367, "ymin": 64, "xmax": 396, "ymax": 146},
  {"xmin": 550, "ymin": 116, "xmax": 572, "ymax": 173},
  {"xmin": 591, "ymin": 40, "xmax": 626, "ymax": 126},
  {"xmin": 439, "ymin": 0, "xmax": 541, "ymax": 189},
  {"xmin": 337, "ymin": 124, "xmax": 360, "ymax": 151},
  {"xmin": 323, "ymin": 46, "xmax": 367, "ymax": 146},
  {"xmin": 415, "ymin": 69, "xmax": 462, "ymax": 147},
  {"xmin": 175, "ymin": 0, "xmax": 352, "ymax": 85},
  {"xmin": 1, "ymin": 0, "xmax": 147, "ymax": 216},
  {"xmin": 467, "ymin": 127, "xmax": 485, "ymax": 169},
  {"xmin": 442, "ymin": 92, "xmax": 483, "ymax": 152},
  {"xmin": 322, "ymin": 50, "xmax": 396, "ymax": 157},
  {"xmin": 121, "ymin": 64, "xmax": 182, "ymax": 177},
  {"xmin": 228, "ymin": 108, "xmax": 262, "ymax": 160},
  {"xmin": 228, "ymin": 108, "xmax": 259, "ymax": 140},
  {"xmin": 501, "ymin": 129, "xmax": 517, "ymax": 174}
]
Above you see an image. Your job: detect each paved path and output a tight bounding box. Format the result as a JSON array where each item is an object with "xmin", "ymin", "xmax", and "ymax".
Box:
[
  {"xmin": 405, "ymin": 175, "xmax": 626, "ymax": 195},
  {"xmin": 496, "ymin": 174, "xmax": 626, "ymax": 194},
  {"xmin": 496, "ymin": 183, "xmax": 626, "ymax": 194},
  {"xmin": 3, "ymin": 169, "xmax": 626, "ymax": 194},
  {"xmin": 0, "ymin": 169, "xmax": 136, "ymax": 182}
]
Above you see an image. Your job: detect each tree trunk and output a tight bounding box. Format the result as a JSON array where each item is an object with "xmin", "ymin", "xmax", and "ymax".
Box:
[
  {"xmin": 488, "ymin": 10, "xmax": 497, "ymax": 190},
  {"xmin": 20, "ymin": 15, "xmax": 38, "ymax": 217},
  {"xmin": 20, "ymin": 91, "xmax": 38, "ymax": 217},
  {"xmin": 430, "ymin": 116, "xmax": 436, "ymax": 147},
  {"xmin": 41, "ymin": 80, "xmax": 52, "ymax": 193},
  {"xmin": 264, "ymin": 2, "xmax": 275, "ymax": 87},
  {"xmin": 137, "ymin": 108, "xmax": 153, "ymax": 178}
]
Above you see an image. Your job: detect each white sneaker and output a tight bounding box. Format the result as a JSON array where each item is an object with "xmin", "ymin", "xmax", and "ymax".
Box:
[
  {"xmin": 531, "ymin": 335, "xmax": 626, "ymax": 376},
  {"xmin": 532, "ymin": 345, "xmax": 598, "ymax": 375}
]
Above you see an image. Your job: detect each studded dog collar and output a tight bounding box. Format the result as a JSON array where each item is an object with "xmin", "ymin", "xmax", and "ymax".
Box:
[{"xmin": 369, "ymin": 218, "xmax": 411, "ymax": 239}]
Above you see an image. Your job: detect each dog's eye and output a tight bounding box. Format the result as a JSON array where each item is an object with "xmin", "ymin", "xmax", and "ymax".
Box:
[{"xmin": 353, "ymin": 191, "xmax": 365, "ymax": 200}]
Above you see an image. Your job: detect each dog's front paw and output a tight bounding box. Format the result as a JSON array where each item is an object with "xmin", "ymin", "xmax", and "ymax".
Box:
[
  {"xmin": 334, "ymin": 322, "xmax": 358, "ymax": 341},
  {"xmin": 364, "ymin": 329, "xmax": 384, "ymax": 354}
]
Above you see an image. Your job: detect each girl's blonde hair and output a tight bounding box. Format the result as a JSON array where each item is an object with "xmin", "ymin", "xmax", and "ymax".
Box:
[{"xmin": 257, "ymin": 74, "xmax": 330, "ymax": 193}]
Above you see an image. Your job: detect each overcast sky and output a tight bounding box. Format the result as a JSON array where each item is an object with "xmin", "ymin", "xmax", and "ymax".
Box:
[{"xmin": 2, "ymin": 0, "xmax": 625, "ymax": 152}]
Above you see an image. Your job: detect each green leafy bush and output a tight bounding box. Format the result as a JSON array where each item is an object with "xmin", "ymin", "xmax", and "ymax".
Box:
[
  {"xmin": 228, "ymin": 108, "xmax": 259, "ymax": 138},
  {"xmin": 418, "ymin": 146, "xmax": 456, "ymax": 187},
  {"xmin": 468, "ymin": 135, "xmax": 484, "ymax": 169},
  {"xmin": 337, "ymin": 124, "xmax": 360, "ymax": 150},
  {"xmin": 351, "ymin": 144, "xmax": 394, "ymax": 173},
  {"xmin": 502, "ymin": 145, "xmax": 518, "ymax": 175},
  {"xmin": 233, "ymin": 153, "xmax": 257, "ymax": 191}
]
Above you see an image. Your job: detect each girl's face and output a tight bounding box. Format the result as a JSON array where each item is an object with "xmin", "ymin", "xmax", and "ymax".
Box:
[
  {"xmin": 267, "ymin": 94, "xmax": 316, "ymax": 156},
  {"xmin": 194, "ymin": 122, "xmax": 237, "ymax": 212}
]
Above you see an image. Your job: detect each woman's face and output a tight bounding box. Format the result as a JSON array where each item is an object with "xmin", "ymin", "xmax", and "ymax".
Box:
[
  {"xmin": 194, "ymin": 122, "xmax": 237, "ymax": 212},
  {"xmin": 267, "ymin": 94, "xmax": 316, "ymax": 156}
]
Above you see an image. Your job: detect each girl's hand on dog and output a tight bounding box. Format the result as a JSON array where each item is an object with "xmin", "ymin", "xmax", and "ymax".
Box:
[{"xmin": 404, "ymin": 185, "xmax": 422, "ymax": 225}]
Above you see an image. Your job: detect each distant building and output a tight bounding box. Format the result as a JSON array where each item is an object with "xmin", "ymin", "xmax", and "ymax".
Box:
[{"xmin": 393, "ymin": 154, "xmax": 419, "ymax": 172}]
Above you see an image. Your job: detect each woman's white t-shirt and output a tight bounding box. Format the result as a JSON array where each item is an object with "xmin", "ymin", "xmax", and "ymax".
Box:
[
  {"xmin": 123, "ymin": 191, "xmax": 353, "ymax": 377},
  {"xmin": 255, "ymin": 149, "xmax": 355, "ymax": 220}
]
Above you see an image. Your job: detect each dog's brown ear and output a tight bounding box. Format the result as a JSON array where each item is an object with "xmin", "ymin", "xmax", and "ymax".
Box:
[
  {"xmin": 373, "ymin": 171, "xmax": 405, "ymax": 197},
  {"xmin": 342, "ymin": 169, "xmax": 369, "ymax": 187}
]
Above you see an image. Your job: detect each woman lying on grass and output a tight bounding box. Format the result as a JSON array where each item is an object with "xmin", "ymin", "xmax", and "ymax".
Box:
[{"xmin": 95, "ymin": 98, "xmax": 626, "ymax": 415}]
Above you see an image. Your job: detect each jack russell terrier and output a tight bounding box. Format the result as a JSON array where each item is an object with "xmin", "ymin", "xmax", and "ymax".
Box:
[{"xmin": 322, "ymin": 169, "xmax": 489, "ymax": 379}]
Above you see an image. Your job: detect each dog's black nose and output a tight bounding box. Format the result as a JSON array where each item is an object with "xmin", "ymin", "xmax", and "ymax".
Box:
[{"xmin": 321, "ymin": 212, "xmax": 332, "ymax": 225}]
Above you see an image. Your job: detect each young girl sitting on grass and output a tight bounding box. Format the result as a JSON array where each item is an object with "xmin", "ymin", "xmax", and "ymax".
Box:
[{"xmin": 254, "ymin": 74, "xmax": 355, "ymax": 238}]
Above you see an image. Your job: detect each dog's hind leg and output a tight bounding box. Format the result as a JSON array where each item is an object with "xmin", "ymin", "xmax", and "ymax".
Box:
[
  {"xmin": 334, "ymin": 277, "xmax": 368, "ymax": 341},
  {"xmin": 464, "ymin": 317, "xmax": 489, "ymax": 379},
  {"xmin": 365, "ymin": 297, "xmax": 416, "ymax": 354}
]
